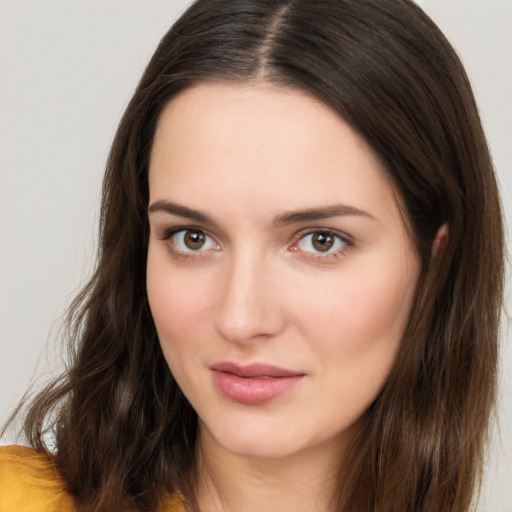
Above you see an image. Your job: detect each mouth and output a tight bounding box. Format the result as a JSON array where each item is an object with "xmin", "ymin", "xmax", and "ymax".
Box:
[
  {"xmin": 209, "ymin": 361, "xmax": 305, "ymax": 405},
  {"xmin": 210, "ymin": 361, "xmax": 304, "ymax": 378}
]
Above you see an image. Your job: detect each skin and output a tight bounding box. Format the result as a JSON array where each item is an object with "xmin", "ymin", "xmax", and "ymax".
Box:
[{"xmin": 146, "ymin": 82, "xmax": 421, "ymax": 512}]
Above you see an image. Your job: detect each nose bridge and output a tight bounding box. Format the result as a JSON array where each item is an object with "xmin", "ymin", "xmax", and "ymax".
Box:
[{"xmin": 214, "ymin": 245, "xmax": 283, "ymax": 344}]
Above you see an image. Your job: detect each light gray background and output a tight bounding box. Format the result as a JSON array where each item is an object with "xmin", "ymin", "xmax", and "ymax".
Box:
[{"xmin": 1, "ymin": 1, "xmax": 510, "ymax": 510}]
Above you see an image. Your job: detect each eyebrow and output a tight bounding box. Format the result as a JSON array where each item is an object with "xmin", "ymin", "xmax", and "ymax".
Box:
[
  {"xmin": 273, "ymin": 204, "xmax": 375, "ymax": 227},
  {"xmin": 148, "ymin": 200, "xmax": 217, "ymax": 225},
  {"xmin": 148, "ymin": 200, "xmax": 375, "ymax": 227}
]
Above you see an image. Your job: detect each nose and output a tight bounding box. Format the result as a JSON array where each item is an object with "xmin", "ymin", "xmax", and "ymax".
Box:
[{"xmin": 213, "ymin": 250, "xmax": 285, "ymax": 345}]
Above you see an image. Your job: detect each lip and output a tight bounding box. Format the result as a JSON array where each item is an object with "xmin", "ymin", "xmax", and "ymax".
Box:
[{"xmin": 210, "ymin": 362, "xmax": 305, "ymax": 405}]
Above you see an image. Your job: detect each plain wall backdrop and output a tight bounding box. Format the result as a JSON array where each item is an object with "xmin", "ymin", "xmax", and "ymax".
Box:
[{"xmin": 1, "ymin": 1, "xmax": 511, "ymax": 510}]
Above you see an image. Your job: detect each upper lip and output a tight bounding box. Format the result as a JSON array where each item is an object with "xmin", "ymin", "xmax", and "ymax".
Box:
[{"xmin": 210, "ymin": 361, "xmax": 304, "ymax": 378}]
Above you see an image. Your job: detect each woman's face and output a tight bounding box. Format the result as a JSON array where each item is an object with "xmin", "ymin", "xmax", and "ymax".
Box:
[{"xmin": 147, "ymin": 82, "xmax": 421, "ymax": 461}]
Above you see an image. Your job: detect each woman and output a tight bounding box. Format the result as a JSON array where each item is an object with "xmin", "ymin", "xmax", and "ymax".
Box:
[{"xmin": 0, "ymin": 0, "xmax": 504, "ymax": 511}]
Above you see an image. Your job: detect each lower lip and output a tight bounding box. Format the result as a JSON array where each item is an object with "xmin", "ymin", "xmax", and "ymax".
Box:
[{"xmin": 211, "ymin": 370, "xmax": 304, "ymax": 405}]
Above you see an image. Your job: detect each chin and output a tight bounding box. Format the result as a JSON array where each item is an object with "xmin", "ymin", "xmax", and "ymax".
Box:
[
  {"xmin": 199, "ymin": 415, "xmax": 310, "ymax": 460},
  {"xmin": 221, "ymin": 437, "xmax": 304, "ymax": 461}
]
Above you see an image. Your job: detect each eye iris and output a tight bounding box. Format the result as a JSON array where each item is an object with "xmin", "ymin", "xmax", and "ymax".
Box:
[
  {"xmin": 312, "ymin": 232, "xmax": 334, "ymax": 252},
  {"xmin": 184, "ymin": 230, "xmax": 206, "ymax": 250}
]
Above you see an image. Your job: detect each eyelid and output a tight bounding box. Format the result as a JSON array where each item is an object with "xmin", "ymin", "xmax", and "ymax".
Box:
[
  {"xmin": 289, "ymin": 227, "xmax": 353, "ymax": 258},
  {"xmin": 159, "ymin": 224, "xmax": 210, "ymax": 240},
  {"xmin": 158, "ymin": 225, "xmax": 221, "ymax": 255}
]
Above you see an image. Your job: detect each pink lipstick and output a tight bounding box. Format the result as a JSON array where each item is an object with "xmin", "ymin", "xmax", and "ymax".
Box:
[{"xmin": 210, "ymin": 362, "xmax": 305, "ymax": 405}]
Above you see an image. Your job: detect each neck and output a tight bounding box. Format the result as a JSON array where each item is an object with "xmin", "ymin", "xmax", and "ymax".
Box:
[{"xmin": 194, "ymin": 426, "xmax": 351, "ymax": 512}]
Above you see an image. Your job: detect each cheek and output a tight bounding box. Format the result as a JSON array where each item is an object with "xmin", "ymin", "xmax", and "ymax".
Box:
[
  {"xmin": 146, "ymin": 249, "xmax": 212, "ymax": 364},
  {"xmin": 292, "ymin": 256, "xmax": 419, "ymax": 428},
  {"xmin": 291, "ymin": 252, "xmax": 419, "ymax": 376},
  {"xmin": 316, "ymin": 252, "xmax": 413, "ymax": 326}
]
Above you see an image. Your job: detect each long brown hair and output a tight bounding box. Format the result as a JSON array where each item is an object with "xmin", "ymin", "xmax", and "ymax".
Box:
[{"xmin": 7, "ymin": 0, "xmax": 504, "ymax": 511}]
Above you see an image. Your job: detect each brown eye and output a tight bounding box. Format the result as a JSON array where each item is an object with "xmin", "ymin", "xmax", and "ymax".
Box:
[
  {"xmin": 312, "ymin": 232, "xmax": 335, "ymax": 252},
  {"xmin": 184, "ymin": 230, "xmax": 206, "ymax": 250},
  {"xmin": 296, "ymin": 230, "xmax": 347, "ymax": 255},
  {"xmin": 171, "ymin": 229, "xmax": 217, "ymax": 252}
]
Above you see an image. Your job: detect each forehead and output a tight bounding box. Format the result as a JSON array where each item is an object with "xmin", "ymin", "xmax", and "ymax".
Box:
[{"xmin": 148, "ymin": 82, "xmax": 400, "ymax": 228}]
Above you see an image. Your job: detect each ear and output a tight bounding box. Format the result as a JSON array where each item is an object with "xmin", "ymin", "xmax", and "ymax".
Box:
[{"xmin": 432, "ymin": 223, "xmax": 449, "ymax": 258}]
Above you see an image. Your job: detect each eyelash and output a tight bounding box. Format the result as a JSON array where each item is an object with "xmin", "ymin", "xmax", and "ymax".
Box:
[
  {"xmin": 158, "ymin": 226, "xmax": 353, "ymax": 261},
  {"xmin": 159, "ymin": 225, "xmax": 220, "ymax": 260},
  {"xmin": 290, "ymin": 228, "xmax": 352, "ymax": 261}
]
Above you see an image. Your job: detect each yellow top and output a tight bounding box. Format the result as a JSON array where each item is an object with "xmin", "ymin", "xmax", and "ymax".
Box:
[{"xmin": 0, "ymin": 445, "xmax": 186, "ymax": 512}]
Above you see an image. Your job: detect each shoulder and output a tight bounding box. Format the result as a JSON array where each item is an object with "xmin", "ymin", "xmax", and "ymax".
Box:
[
  {"xmin": 160, "ymin": 492, "xmax": 187, "ymax": 512},
  {"xmin": 0, "ymin": 444, "xmax": 74, "ymax": 512},
  {"xmin": 0, "ymin": 445, "xmax": 186, "ymax": 512}
]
